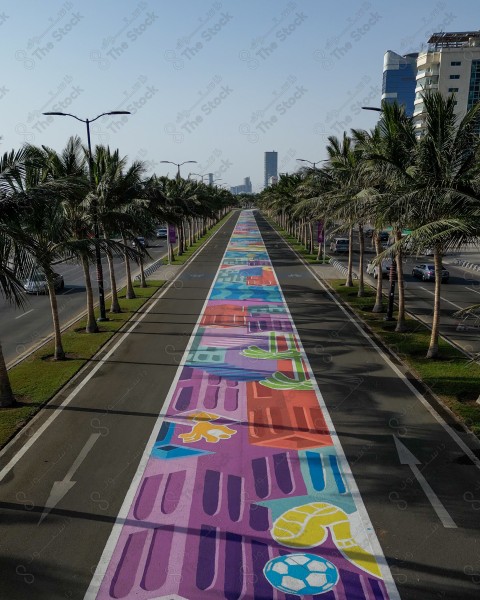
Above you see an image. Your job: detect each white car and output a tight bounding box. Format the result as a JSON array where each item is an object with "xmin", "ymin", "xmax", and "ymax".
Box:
[
  {"xmin": 23, "ymin": 271, "xmax": 64, "ymax": 294},
  {"xmin": 366, "ymin": 259, "xmax": 391, "ymax": 279}
]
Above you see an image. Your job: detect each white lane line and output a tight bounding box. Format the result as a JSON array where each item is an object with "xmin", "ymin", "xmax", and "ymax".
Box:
[
  {"xmin": 84, "ymin": 215, "xmax": 238, "ymax": 600},
  {"xmin": 464, "ymin": 286, "xmax": 480, "ymax": 296},
  {"xmin": 419, "ymin": 286, "xmax": 464, "ymax": 310},
  {"xmin": 0, "ymin": 214, "xmax": 236, "ymax": 482},
  {"xmin": 273, "ymin": 226, "xmax": 480, "ymax": 472},
  {"xmin": 262, "ymin": 219, "xmax": 401, "ymax": 600},
  {"xmin": 15, "ymin": 309, "xmax": 34, "ymax": 320}
]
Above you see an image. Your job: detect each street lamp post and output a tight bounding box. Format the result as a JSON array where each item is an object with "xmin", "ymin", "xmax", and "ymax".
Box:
[
  {"xmin": 385, "ymin": 261, "xmax": 398, "ymax": 321},
  {"xmin": 43, "ymin": 110, "xmax": 131, "ymax": 321},
  {"xmin": 160, "ymin": 160, "xmax": 197, "ymax": 179},
  {"xmin": 190, "ymin": 172, "xmax": 209, "ymax": 182}
]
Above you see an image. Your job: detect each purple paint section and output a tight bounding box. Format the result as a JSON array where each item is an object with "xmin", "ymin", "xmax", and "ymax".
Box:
[{"xmin": 93, "ymin": 212, "xmax": 393, "ymax": 600}]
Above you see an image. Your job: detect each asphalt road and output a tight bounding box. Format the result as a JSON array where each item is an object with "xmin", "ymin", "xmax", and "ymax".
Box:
[
  {"xmin": 0, "ymin": 215, "xmax": 238, "ymax": 600},
  {"xmin": 0, "ymin": 211, "xmax": 480, "ymax": 599},
  {"xmin": 331, "ymin": 246, "xmax": 480, "ymax": 355},
  {"xmin": 0, "ymin": 239, "xmax": 168, "ymax": 366}
]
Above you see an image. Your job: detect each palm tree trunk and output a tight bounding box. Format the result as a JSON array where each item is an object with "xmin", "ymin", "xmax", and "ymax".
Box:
[
  {"xmin": 309, "ymin": 222, "xmax": 314, "ymax": 254},
  {"xmin": 0, "ymin": 340, "xmax": 15, "ymax": 407},
  {"xmin": 426, "ymin": 248, "xmax": 442, "ymax": 358},
  {"xmin": 345, "ymin": 226, "xmax": 354, "ymax": 287},
  {"xmin": 357, "ymin": 225, "xmax": 365, "ymax": 297},
  {"xmin": 372, "ymin": 232, "xmax": 384, "ymax": 313},
  {"xmin": 123, "ymin": 235, "xmax": 136, "ymax": 299},
  {"xmin": 81, "ymin": 255, "xmax": 99, "ymax": 333},
  {"xmin": 394, "ymin": 229, "xmax": 407, "ymax": 332},
  {"xmin": 106, "ymin": 248, "xmax": 121, "ymax": 313},
  {"xmin": 47, "ymin": 278, "xmax": 65, "ymax": 360},
  {"xmin": 188, "ymin": 219, "xmax": 193, "ymax": 246}
]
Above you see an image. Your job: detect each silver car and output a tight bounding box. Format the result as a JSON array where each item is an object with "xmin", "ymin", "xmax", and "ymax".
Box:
[
  {"xmin": 23, "ymin": 271, "xmax": 65, "ymax": 294},
  {"xmin": 366, "ymin": 259, "xmax": 391, "ymax": 279},
  {"xmin": 411, "ymin": 263, "xmax": 449, "ymax": 283}
]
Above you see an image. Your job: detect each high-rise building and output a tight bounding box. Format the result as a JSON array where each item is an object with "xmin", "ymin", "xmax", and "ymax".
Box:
[
  {"xmin": 230, "ymin": 177, "xmax": 253, "ymax": 195},
  {"xmin": 413, "ymin": 31, "xmax": 480, "ymax": 135},
  {"xmin": 264, "ymin": 151, "xmax": 278, "ymax": 188},
  {"xmin": 382, "ymin": 51, "xmax": 418, "ymax": 116}
]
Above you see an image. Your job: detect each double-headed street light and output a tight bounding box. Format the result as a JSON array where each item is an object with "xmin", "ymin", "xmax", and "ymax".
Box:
[
  {"xmin": 160, "ymin": 160, "xmax": 197, "ymax": 179},
  {"xmin": 43, "ymin": 110, "xmax": 131, "ymax": 321},
  {"xmin": 190, "ymin": 172, "xmax": 209, "ymax": 183},
  {"xmin": 296, "ymin": 158, "xmax": 324, "ymax": 169}
]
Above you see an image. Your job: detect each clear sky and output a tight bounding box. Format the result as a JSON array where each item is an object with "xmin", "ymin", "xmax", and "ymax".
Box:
[{"xmin": 1, "ymin": 0, "xmax": 476, "ymax": 191}]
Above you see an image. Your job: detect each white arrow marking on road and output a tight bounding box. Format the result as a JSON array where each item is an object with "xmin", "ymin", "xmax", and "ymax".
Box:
[
  {"xmin": 39, "ymin": 433, "xmax": 101, "ymax": 524},
  {"xmin": 393, "ymin": 436, "xmax": 457, "ymax": 529}
]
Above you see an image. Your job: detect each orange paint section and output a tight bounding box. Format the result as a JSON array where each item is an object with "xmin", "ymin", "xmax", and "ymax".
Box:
[
  {"xmin": 201, "ymin": 304, "xmax": 248, "ymax": 327},
  {"xmin": 247, "ymin": 381, "xmax": 333, "ymax": 450}
]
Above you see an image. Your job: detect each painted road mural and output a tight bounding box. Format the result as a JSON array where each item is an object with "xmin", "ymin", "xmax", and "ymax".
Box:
[{"xmin": 88, "ymin": 211, "xmax": 398, "ymax": 599}]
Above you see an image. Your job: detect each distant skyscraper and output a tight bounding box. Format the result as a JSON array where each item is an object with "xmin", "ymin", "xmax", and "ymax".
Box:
[
  {"xmin": 382, "ymin": 50, "xmax": 418, "ymax": 116},
  {"xmin": 208, "ymin": 173, "xmax": 214, "ymax": 185},
  {"xmin": 264, "ymin": 151, "xmax": 278, "ymax": 188},
  {"xmin": 230, "ymin": 176, "xmax": 253, "ymax": 195}
]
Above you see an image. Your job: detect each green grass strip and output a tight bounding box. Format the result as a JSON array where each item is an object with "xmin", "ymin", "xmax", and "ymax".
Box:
[
  {"xmin": 1, "ymin": 281, "xmax": 165, "ymax": 448},
  {"xmin": 330, "ymin": 280, "xmax": 480, "ymax": 437}
]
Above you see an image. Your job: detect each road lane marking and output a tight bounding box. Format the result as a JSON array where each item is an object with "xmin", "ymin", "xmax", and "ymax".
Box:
[
  {"xmin": 15, "ymin": 309, "xmax": 34, "ymax": 320},
  {"xmin": 39, "ymin": 433, "xmax": 101, "ymax": 524},
  {"xmin": 86, "ymin": 210, "xmax": 400, "ymax": 600},
  {"xmin": 464, "ymin": 285, "xmax": 480, "ymax": 296},
  {"xmin": 272, "ymin": 223, "xmax": 480, "ymax": 472},
  {"xmin": 0, "ymin": 214, "xmax": 236, "ymax": 482},
  {"xmin": 419, "ymin": 286, "xmax": 463, "ymax": 310},
  {"xmin": 393, "ymin": 436, "xmax": 456, "ymax": 529}
]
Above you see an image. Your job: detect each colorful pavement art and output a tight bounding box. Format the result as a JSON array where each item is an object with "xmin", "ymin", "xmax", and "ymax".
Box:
[{"xmin": 88, "ymin": 211, "xmax": 398, "ymax": 599}]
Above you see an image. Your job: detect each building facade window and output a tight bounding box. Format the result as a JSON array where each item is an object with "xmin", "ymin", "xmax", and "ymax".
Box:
[
  {"xmin": 448, "ymin": 87, "xmax": 459, "ymax": 92},
  {"xmin": 451, "ymin": 61, "xmax": 461, "ymax": 66},
  {"xmin": 449, "ymin": 74, "xmax": 460, "ymax": 79},
  {"xmin": 467, "ymin": 60, "xmax": 480, "ymax": 110}
]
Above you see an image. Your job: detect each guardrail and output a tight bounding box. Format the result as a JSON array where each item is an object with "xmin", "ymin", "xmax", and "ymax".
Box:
[
  {"xmin": 135, "ymin": 257, "xmax": 165, "ymax": 280},
  {"xmin": 453, "ymin": 258, "xmax": 480, "ymax": 272},
  {"xmin": 330, "ymin": 259, "xmax": 358, "ymax": 279}
]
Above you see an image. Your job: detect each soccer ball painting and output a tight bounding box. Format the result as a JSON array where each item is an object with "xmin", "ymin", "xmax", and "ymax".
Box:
[{"xmin": 263, "ymin": 553, "xmax": 339, "ymax": 595}]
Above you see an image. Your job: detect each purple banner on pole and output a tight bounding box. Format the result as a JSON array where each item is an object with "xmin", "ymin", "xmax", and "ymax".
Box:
[
  {"xmin": 168, "ymin": 224, "xmax": 177, "ymax": 244},
  {"xmin": 317, "ymin": 221, "xmax": 324, "ymax": 243}
]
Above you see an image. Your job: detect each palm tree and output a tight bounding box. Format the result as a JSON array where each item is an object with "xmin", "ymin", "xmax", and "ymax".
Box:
[
  {"xmin": 358, "ymin": 102, "xmax": 418, "ymax": 329},
  {"xmin": 324, "ymin": 133, "xmax": 368, "ymax": 291},
  {"xmin": 89, "ymin": 147, "xmax": 147, "ymax": 302},
  {"xmin": 0, "ymin": 149, "xmax": 39, "ymax": 406},
  {"xmin": 389, "ymin": 92, "xmax": 480, "ymax": 357}
]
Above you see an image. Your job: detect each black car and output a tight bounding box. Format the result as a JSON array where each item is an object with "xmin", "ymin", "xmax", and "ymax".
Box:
[{"xmin": 412, "ymin": 263, "xmax": 449, "ymax": 283}]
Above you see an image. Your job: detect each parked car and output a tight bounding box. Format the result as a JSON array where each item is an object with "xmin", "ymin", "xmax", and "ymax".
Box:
[
  {"xmin": 411, "ymin": 263, "xmax": 449, "ymax": 283},
  {"xmin": 156, "ymin": 227, "xmax": 168, "ymax": 238},
  {"xmin": 23, "ymin": 271, "xmax": 64, "ymax": 294},
  {"xmin": 366, "ymin": 259, "xmax": 391, "ymax": 279},
  {"xmin": 329, "ymin": 237, "xmax": 349, "ymax": 253}
]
